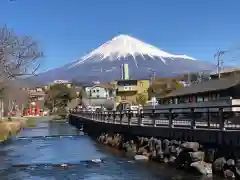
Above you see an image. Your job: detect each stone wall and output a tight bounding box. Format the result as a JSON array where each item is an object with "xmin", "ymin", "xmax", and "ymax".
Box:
[{"xmin": 69, "ymin": 114, "xmax": 240, "ymax": 179}]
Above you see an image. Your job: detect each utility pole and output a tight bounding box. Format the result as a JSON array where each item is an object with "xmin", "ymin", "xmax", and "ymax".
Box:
[
  {"xmin": 198, "ymin": 72, "xmax": 203, "ymax": 83},
  {"xmin": 149, "ymin": 70, "xmax": 156, "ymax": 85},
  {"xmin": 149, "ymin": 70, "xmax": 157, "ymax": 108},
  {"xmin": 152, "ymin": 70, "xmax": 156, "ymax": 83},
  {"xmin": 187, "ymin": 73, "xmax": 191, "ymax": 86},
  {"xmin": 214, "ymin": 50, "xmax": 227, "ymax": 79}
]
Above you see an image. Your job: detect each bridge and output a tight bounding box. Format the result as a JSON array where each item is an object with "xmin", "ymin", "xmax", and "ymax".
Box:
[{"xmin": 69, "ymin": 105, "xmax": 240, "ymax": 147}]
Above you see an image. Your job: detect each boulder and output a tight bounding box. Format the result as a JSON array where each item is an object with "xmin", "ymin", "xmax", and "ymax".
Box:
[
  {"xmin": 181, "ymin": 142, "xmax": 200, "ymax": 152},
  {"xmin": 122, "ymin": 142, "xmax": 130, "ymax": 150},
  {"xmin": 134, "ymin": 155, "xmax": 148, "ymax": 161},
  {"xmin": 175, "ymin": 147, "xmax": 182, "ymax": 156},
  {"xmin": 155, "ymin": 139, "xmax": 162, "ymax": 150},
  {"xmin": 150, "ymin": 150, "xmax": 157, "ymax": 160},
  {"xmin": 234, "ymin": 166, "xmax": 240, "ymax": 179},
  {"xmin": 105, "ymin": 136, "xmax": 114, "ymax": 145},
  {"xmin": 189, "ymin": 151, "xmax": 205, "ymax": 162},
  {"xmin": 169, "ymin": 155, "xmax": 176, "ymax": 164},
  {"xmin": 162, "ymin": 139, "xmax": 170, "ymax": 150},
  {"xmin": 170, "ymin": 140, "xmax": 178, "ymax": 145},
  {"xmin": 205, "ymin": 149, "xmax": 215, "ymax": 163},
  {"xmin": 212, "ymin": 157, "xmax": 226, "ymax": 174},
  {"xmin": 163, "ymin": 157, "xmax": 169, "ymax": 163},
  {"xmin": 191, "ymin": 161, "xmax": 212, "ymax": 176},
  {"xmin": 175, "ymin": 150, "xmax": 192, "ymax": 168},
  {"xmin": 124, "ymin": 141, "xmax": 137, "ymax": 155},
  {"xmin": 169, "ymin": 145, "xmax": 177, "ymax": 155},
  {"xmin": 98, "ymin": 135, "xmax": 105, "ymax": 143},
  {"xmin": 236, "ymin": 159, "xmax": 240, "ymax": 169},
  {"xmin": 138, "ymin": 137, "xmax": 144, "ymax": 146},
  {"xmin": 224, "ymin": 169, "xmax": 235, "ymax": 179},
  {"xmin": 112, "ymin": 134, "xmax": 122, "ymax": 148},
  {"xmin": 138, "ymin": 147, "xmax": 148, "ymax": 155},
  {"xmin": 226, "ymin": 159, "xmax": 235, "ymax": 167}
]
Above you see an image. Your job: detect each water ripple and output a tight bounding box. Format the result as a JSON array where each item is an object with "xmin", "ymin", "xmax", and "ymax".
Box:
[
  {"xmin": 0, "ymin": 120, "xmax": 210, "ymax": 180},
  {"xmin": 16, "ymin": 134, "xmax": 85, "ymax": 140}
]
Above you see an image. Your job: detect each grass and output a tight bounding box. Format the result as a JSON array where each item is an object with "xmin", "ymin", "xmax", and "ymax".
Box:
[{"xmin": 0, "ymin": 119, "xmax": 26, "ymax": 142}]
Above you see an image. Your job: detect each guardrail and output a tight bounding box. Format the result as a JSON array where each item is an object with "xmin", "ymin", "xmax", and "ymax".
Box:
[{"xmin": 70, "ymin": 105, "xmax": 240, "ymax": 131}]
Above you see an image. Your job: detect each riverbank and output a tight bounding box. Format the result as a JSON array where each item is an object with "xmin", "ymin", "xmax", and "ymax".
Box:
[
  {"xmin": 0, "ymin": 117, "xmax": 26, "ymax": 142},
  {"xmin": 96, "ymin": 133, "xmax": 240, "ymax": 179},
  {"xmin": 0, "ymin": 120, "xmax": 202, "ymax": 180}
]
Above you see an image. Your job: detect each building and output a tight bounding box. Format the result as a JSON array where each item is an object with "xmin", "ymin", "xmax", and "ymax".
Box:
[
  {"xmin": 44, "ymin": 80, "xmax": 72, "ymax": 90},
  {"xmin": 210, "ymin": 68, "xmax": 240, "ymax": 80},
  {"xmin": 115, "ymin": 79, "xmax": 150, "ymax": 105},
  {"xmin": 88, "ymin": 84, "xmax": 115, "ymax": 99},
  {"xmin": 82, "ymin": 84, "xmax": 116, "ymax": 108},
  {"xmin": 157, "ymin": 74, "xmax": 240, "ymax": 106},
  {"xmin": 28, "ymin": 87, "xmax": 45, "ymax": 102}
]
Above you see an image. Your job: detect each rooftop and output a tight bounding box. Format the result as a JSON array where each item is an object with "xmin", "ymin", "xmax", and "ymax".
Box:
[
  {"xmin": 91, "ymin": 83, "xmax": 115, "ymax": 89},
  {"xmin": 161, "ymin": 74, "xmax": 240, "ymax": 98},
  {"xmin": 210, "ymin": 67, "xmax": 240, "ymax": 75}
]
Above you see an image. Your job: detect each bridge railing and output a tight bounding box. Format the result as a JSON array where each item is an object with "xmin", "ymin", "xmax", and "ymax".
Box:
[{"xmin": 70, "ymin": 105, "xmax": 240, "ymax": 130}]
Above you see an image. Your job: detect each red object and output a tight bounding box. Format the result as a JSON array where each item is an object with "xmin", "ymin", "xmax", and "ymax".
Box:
[{"xmin": 35, "ymin": 104, "xmax": 39, "ymax": 116}]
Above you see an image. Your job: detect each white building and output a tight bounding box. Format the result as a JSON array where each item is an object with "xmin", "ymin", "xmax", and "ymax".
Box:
[
  {"xmin": 88, "ymin": 84, "xmax": 115, "ymax": 99},
  {"xmin": 82, "ymin": 84, "xmax": 116, "ymax": 108}
]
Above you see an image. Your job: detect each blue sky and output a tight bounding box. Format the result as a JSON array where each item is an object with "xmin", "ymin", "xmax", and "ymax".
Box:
[{"xmin": 1, "ymin": 0, "xmax": 240, "ymax": 72}]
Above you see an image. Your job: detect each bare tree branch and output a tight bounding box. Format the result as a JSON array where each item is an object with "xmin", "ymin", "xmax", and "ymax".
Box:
[{"xmin": 0, "ymin": 26, "xmax": 43, "ymax": 92}]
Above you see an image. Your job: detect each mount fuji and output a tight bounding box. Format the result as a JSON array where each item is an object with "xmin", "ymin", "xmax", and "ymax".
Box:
[{"xmin": 34, "ymin": 34, "xmax": 215, "ymax": 84}]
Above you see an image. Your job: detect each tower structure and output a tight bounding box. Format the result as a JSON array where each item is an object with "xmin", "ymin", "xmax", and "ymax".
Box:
[{"xmin": 121, "ymin": 64, "xmax": 129, "ymax": 80}]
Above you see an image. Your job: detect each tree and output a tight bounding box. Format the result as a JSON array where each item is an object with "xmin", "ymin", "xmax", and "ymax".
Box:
[
  {"xmin": 44, "ymin": 84, "xmax": 77, "ymax": 117},
  {"xmin": 136, "ymin": 93, "xmax": 148, "ymax": 105},
  {"xmin": 3, "ymin": 86, "xmax": 29, "ymax": 114},
  {"xmin": 0, "ymin": 26, "xmax": 42, "ymax": 93}
]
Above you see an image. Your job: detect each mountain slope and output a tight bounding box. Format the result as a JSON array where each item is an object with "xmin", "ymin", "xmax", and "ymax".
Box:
[{"xmin": 34, "ymin": 34, "xmax": 216, "ymax": 83}]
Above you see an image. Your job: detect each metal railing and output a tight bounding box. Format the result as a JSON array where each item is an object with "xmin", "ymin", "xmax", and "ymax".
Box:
[{"xmin": 70, "ymin": 105, "xmax": 240, "ymax": 130}]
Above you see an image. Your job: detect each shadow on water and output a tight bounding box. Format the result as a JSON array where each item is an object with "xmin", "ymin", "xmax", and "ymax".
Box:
[{"xmin": 0, "ymin": 119, "xmax": 220, "ymax": 180}]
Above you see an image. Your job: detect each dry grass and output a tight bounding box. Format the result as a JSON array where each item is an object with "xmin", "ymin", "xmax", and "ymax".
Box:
[{"xmin": 0, "ymin": 119, "xmax": 26, "ymax": 142}]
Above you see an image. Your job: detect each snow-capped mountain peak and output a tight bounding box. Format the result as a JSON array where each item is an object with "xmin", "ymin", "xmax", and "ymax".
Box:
[
  {"xmin": 70, "ymin": 34, "xmax": 196, "ymax": 67},
  {"xmin": 33, "ymin": 34, "xmax": 216, "ymax": 84}
]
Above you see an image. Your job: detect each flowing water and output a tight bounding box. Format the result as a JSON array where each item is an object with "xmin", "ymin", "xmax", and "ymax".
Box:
[{"xmin": 0, "ymin": 119, "xmax": 213, "ymax": 180}]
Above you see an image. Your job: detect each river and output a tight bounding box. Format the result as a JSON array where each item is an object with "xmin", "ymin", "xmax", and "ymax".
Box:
[{"xmin": 0, "ymin": 119, "xmax": 213, "ymax": 180}]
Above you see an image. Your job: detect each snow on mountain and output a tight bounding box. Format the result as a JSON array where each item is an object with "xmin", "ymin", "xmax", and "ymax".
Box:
[
  {"xmin": 33, "ymin": 34, "xmax": 216, "ymax": 84},
  {"xmin": 69, "ymin": 34, "xmax": 196, "ymax": 68}
]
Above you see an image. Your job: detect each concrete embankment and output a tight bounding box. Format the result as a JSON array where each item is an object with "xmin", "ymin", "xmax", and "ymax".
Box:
[{"xmin": 0, "ymin": 118, "xmax": 26, "ymax": 142}]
